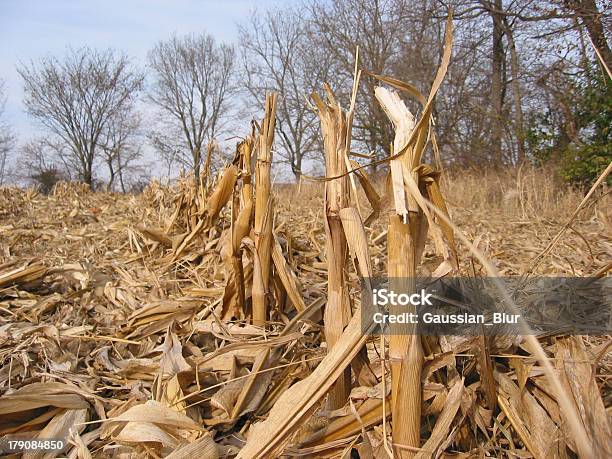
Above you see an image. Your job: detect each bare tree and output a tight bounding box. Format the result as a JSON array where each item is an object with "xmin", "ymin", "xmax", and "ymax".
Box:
[
  {"xmin": 0, "ymin": 79, "xmax": 16, "ymax": 186},
  {"xmin": 239, "ymin": 7, "xmax": 328, "ymax": 181},
  {"xmin": 439, "ymin": 0, "xmax": 611, "ymax": 165},
  {"xmin": 18, "ymin": 48, "xmax": 143, "ymax": 186},
  {"xmin": 308, "ymin": 0, "xmax": 456, "ymax": 165},
  {"xmin": 309, "ymin": 0, "xmax": 406, "ymax": 161},
  {"xmin": 564, "ymin": 0, "xmax": 611, "ymax": 71},
  {"xmin": 19, "ymin": 137, "xmax": 70, "ymax": 193},
  {"xmin": 148, "ymin": 125, "xmax": 184, "ymax": 178},
  {"xmin": 148, "ymin": 34, "xmax": 235, "ymax": 186},
  {"xmin": 487, "ymin": 0, "xmax": 506, "ymax": 163},
  {"xmin": 231, "ymin": 0, "xmax": 606, "ymax": 172},
  {"xmin": 502, "ymin": 15, "xmax": 526, "ymax": 162},
  {"xmin": 100, "ymin": 109, "xmax": 144, "ymax": 192}
]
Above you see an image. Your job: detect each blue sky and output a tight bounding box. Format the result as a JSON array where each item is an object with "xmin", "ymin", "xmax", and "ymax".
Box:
[{"xmin": 0, "ymin": 0, "xmax": 289, "ymax": 144}]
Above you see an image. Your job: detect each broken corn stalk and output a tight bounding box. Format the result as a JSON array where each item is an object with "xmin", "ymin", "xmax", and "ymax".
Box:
[{"xmin": 253, "ymin": 93, "xmax": 277, "ymax": 326}]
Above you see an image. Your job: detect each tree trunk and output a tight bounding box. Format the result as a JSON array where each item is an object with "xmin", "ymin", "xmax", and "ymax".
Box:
[
  {"xmin": 489, "ymin": 0, "xmax": 505, "ymax": 164},
  {"xmin": 83, "ymin": 168, "xmax": 93, "ymax": 187},
  {"xmin": 107, "ymin": 159, "xmax": 115, "ymax": 192},
  {"xmin": 566, "ymin": 0, "xmax": 612, "ymax": 71},
  {"xmin": 504, "ymin": 19, "xmax": 526, "ymax": 163},
  {"xmin": 0, "ymin": 152, "xmax": 7, "ymax": 186},
  {"xmin": 118, "ymin": 161, "xmax": 127, "ymax": 193},
  {"xmin": 294, "ymin": 155, "xmax": 302, "ymax": 183}
]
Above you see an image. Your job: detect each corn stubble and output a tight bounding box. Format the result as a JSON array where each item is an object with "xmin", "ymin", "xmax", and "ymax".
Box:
[{"xmin": 0, "ymin": 16, "xmax": 611, "ymax": 459}]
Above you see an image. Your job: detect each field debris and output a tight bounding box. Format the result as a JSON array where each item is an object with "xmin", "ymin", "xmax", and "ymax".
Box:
[{"xmin": 0, "ymin": 158, "xmax": 610, "ymax": 458}]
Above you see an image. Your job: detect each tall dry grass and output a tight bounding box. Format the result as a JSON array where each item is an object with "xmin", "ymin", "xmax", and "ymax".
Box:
[
  {"xmin": 281, "ymin": 165, "xmax": 607, "ymax": 223},
  {"xmin": 443, "ymin": 165, "xmax": 598, "ymax": 220}
]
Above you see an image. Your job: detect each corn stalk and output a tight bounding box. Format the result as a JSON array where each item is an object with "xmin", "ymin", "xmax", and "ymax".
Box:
[
  {"xmin": 376, "ymin": 89, "xmax": 425, "ymax": 457},
  {"xmin": 253, "ymin": 93, "xmax": 277, "ymax": 326},
  {"xmin": 312, "ymin": 85, "xmax": 352, "ymax": 409},
  {"xmin": 374, "ymin": 16, "xmax": 455, "ymax": 458},
  {"xmin": 221, "ymin": 137, "xmax": 255, "ymax": 320}
]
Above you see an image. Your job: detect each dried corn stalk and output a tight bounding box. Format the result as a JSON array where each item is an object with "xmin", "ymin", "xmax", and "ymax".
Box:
[
  {"xmin": 221, "ymin": 138, "xmax": 255, "ymax": 320},
  {"xmin": 253, "ymin": 93, "xmax": 277, "ymax": 326},
  {"xmin": 237, "ymin": 71, "xmax": 380, "ymax": 457},
  {"xmin": 374, "ymin": 16, "xmax": 455, "ymax": 458},
  {"xmin": 376, "ymin": 88, "xmax": 425, "ymax": 458},
  {"xmin": 312, "ymin": 85, "xmax": 353, "ymax": 409}
]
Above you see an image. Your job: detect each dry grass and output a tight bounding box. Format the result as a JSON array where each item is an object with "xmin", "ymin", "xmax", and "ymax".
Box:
[
  {"xmin": 281, "ymin": 170, "xmax": 610, "ymax": 275},
  {"xmin": 445, "ymin": 166, "xmax": 588, "ymax": 219},
  {"xmin": 0, "ymin": 161, "xmax": 608, "ymax": 457}
]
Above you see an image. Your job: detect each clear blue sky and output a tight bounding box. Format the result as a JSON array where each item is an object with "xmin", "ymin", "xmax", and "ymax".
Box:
[{"xmin": 0, "ymin": 0, "xmax": 288, "ymax": 144}]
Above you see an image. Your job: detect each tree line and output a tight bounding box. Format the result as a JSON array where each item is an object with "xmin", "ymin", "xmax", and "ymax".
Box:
[{"xmin": 0, "ymin": 0, "xmax": 609, "ymax": 190}]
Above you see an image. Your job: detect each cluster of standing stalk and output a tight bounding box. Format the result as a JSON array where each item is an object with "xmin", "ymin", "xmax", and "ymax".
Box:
[
  {"xmin": 218, "ymin": 92, "xmax": 308, "ymax": 328},
  {"xmin": 229, "ymin": 18, "xmax": 458, "ymax": 458},
  {"xmin": 307, "ymin": 18, "xmax": 456, "ymax": 457},
  {"xmin": 219, "ymin": 93, "xmax": 278, "ymax": 324}
]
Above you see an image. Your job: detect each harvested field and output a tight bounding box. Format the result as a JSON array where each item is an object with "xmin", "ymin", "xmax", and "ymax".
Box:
[
  {"xmin": 0, "ymin": 163, "xmax": 610, "ymax": 457},
  {"xmin": 2, "ymin": 0, "xmax": 611, "ymax": 455},
  {"xmin": 1, "ymin": 18, "xmax": 611, "ymax": 456}
]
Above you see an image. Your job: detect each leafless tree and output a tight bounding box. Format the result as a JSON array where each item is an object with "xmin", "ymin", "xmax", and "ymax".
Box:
[
  {"xmin": 148, "ymin": 34, "xmax": 235, "ymax": 186},
  {"xmin": 18, "ymin": 48, "xmax": 144, "ymax": 186},
  {"xmin": 148, "ymin": 125, "xmax": 184, "ymax": 178},
  {"xmin": 248, "ymin": 0, "xmax": 605, "ymax": 170},
  {"xmin": 309, "ymin": 0, "xmax": 407, "ymax": 161},
  {"xmin": 0, "ymin": 79, "xmax": 16, "ymax": 186},
  {"xmin": 19, "ymin": 137, "xmax": 70, "ymax": 193},
  {"xmin": 239, "ymin": 7, "xmax": 329, "ymax": 180},
  {"xmin": 100, "ymin": 109, "xmax": 145, "ymax": 192},
  {"xmin": 563, "ymin": 0, "xmax": 611, "ymax": 71},
  {"xmin": 307, "ymin": 0, "xmax": 462, "ymax": 166},
  {"xmin": 431, "ymin": 1, "xmax": 542, "ymax": 163}
]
